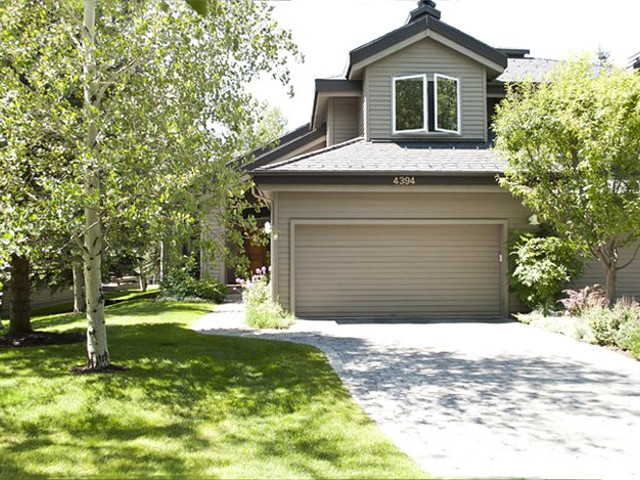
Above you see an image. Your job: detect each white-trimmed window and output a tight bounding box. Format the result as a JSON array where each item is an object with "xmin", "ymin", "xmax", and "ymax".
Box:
[
  {"xmin": 434, "ymin": 73, "xmax": 461, "ymax": 133},
  {"xmin": 392, "ymin": 73, "xmax": 461, "ymax": 135},
  {"xmin": 392, "ymin": 74, "xmax": 427, "ymax": 133}
]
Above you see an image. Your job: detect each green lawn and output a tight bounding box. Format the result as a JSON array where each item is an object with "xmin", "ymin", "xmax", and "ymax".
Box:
[
  {"xmin": 30, "ymin": 286, "xmax": 158, "ymax": 317},
  {"xmin": 0, "ymin": 300, "xmax": 426, "ymax": 478}
]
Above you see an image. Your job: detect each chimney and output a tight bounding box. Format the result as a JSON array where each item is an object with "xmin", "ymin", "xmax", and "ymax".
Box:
[{"xmin": 408, "ymin": 0, "xmax": 441, "ymax": 23}]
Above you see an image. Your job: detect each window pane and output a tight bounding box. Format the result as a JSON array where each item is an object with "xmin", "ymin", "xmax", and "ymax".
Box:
[
  {"xmin": 436, "ymin": 76, "xmax": 459, "ymax": 132},
  {"xmin": 395, "ymin": 78, "xmax": 424, "ymax": 132}
]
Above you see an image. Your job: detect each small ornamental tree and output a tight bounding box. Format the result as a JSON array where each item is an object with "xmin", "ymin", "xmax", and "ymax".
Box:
[{"xmin": 494, "ymin": 57, "xmax": 640, "ymax": 305}]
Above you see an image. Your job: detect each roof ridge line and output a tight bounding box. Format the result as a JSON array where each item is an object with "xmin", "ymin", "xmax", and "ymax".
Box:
[{"xmin": 259, "ymin": 137, "xmax": 365, "ymax": 171}]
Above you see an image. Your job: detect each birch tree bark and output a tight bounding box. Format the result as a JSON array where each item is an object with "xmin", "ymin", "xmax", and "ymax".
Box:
[
  {"xmin": 72, "ymin": 264, "xmax": 87, "ymax": 313},
  {"xmin": 82, "ymin": 0, "xmax": 109, "ymax": 369}
]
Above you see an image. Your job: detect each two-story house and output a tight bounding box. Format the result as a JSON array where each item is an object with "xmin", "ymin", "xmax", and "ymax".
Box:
[{"xmin": 204, "ymin": 0, "xmax": 640, "ymax": 318}]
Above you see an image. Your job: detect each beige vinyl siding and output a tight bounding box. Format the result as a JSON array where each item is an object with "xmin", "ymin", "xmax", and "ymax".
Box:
[
  {"xmin": 295, "ymin": 223, "xmax": 502, "ymax": 316},
  {"xmin": 366, "ymin": 38, "xmax": 486, "ymax": 140},
  {"xmin": 273, "ymin": 189, "xmax": 530, "ymax": 312},
  {"xmin": 329, "ymin": 97, "xmax": 359, "ymax": 145},
  {"xmin": 574, "ymin": 247, "xmax": 640, "ymax": 297}
]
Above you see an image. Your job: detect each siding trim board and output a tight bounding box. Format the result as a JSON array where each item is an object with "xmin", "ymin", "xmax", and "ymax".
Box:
[
  {"xmin": 289, "ymin": 218, "xmax": 509, "ymax": 317},
  {"xmin": 271, "ymin": 192, "xmax": 280, "ymax": 301}
]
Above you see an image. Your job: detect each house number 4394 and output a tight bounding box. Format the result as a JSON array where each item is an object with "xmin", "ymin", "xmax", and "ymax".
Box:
[{"xmin": 393, "ymin": 176, "xmax": 416, "ymax": 186}]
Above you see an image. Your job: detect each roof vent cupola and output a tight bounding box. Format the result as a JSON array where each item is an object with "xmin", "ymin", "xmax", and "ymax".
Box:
[{"xmin": 408, "ymin": 0, "xmax": 441, "ymax": 23}]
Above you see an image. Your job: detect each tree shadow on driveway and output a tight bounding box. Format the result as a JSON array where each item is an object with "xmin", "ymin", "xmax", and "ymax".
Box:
[{"xmin": 199, "ymin": 321, "xmax": 640, "ymax": 478}]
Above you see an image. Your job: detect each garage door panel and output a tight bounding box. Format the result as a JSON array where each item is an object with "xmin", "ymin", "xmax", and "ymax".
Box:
[{"xmin": 294, "ymin": 223, "xmax": 502, "ymax": 317}]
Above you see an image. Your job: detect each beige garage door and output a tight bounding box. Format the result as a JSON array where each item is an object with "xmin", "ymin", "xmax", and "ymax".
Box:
[{"xmin": 294, "ymin": 223, "xmax": 503, "ymax": 317}]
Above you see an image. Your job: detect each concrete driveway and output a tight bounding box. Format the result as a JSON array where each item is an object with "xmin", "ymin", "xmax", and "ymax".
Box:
[{"xmin": 194, "ymin": 302, "xmax": 640, "ymax": 479}]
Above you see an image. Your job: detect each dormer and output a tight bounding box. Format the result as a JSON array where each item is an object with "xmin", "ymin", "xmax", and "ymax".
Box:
[
  {"xmin": 311, "ymin": 1, "xmax": 508, "ymax": 145},
  {"xmin": 352, "ymin": 1, "xmax": 506, "ymax": 142}
]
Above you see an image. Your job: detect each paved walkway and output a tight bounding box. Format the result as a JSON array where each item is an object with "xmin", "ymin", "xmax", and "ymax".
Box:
[{"xmin": 193, "ymin": 298, "xmax": 640, "ymax": 479}]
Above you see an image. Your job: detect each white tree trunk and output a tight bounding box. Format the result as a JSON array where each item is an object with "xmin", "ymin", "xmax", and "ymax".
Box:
[
  {"xmin": 72, "ymin": 264, "xmax": 86, "ymax": 313},
  {"xmin": 82, "ymin": 0, "xmax": 110, "ymax": 369}
]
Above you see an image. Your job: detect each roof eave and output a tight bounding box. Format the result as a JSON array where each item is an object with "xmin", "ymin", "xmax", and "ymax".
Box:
[
  {"xmin": 311, "ymin": 79, "xmax": 363, "ymax": 129},
  {"xmin": 347, "ymin": 16, "xmax": 507, "ymax": 80},
  {"xmin": 244, "ymin": 124, "xmax": 327, "ymax": 172},
  {"xmin": 252, "ymin": 171, "xmax": 502, "ymax": 186},
  {"xmin": 253, "ymin": 170, "xmax": 502, "ymax": 178}
]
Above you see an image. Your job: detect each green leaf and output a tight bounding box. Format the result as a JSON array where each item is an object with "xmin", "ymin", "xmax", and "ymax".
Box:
[{"xmin": 185, "ymin": 0, "xmax": 208, "ymax": 16}]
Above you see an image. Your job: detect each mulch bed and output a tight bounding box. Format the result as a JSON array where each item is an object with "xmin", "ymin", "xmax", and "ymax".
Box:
[{"xmin": 0, "ymin": 330, "xmax": 85, "ymax": 348}]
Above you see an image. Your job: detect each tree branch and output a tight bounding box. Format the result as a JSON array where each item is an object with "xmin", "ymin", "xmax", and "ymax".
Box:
[{"xmin": 616, "ymin": 241, "xmax": 640, "ymax": 271}]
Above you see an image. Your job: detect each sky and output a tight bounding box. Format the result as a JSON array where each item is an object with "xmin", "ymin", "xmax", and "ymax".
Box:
[{"xmin": 250, "ymin": 0, "xmax": 640, "ymax": 130}]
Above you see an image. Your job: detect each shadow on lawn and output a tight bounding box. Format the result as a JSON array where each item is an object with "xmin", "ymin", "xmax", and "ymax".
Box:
[{"xmin": 0, "ymin": 321, "xmax": 386, "ymax": 478}]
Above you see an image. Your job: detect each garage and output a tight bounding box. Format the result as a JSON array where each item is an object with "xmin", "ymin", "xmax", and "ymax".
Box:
[{"xmin": 292, "ymin": 221, "xmax": 505, "ymax": 317}]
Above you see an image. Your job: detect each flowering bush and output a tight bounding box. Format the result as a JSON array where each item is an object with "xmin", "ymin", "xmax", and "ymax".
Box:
[
  {"xmin": 559, "ymin": 285, "xmax": 607, "ymax": 316},
  {"xmin": 237, "ymin": 267, "xmax": 294, "ymax": 329}
]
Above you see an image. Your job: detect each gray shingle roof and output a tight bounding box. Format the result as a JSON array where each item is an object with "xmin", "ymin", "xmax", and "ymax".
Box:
[
  {"xmin": 495, "ymin": 57, "xmax": 561, "ymax": 83},
  {"xmin": 253, "ymin": 138, "xmax": 505, "ymax": 175}
]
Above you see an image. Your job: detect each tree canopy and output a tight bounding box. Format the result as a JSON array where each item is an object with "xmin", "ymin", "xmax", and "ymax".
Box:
[
  {"xmin": 494, "ymin": 57, "xmax": 640, "ymax": 303},
  {"xmin": 0, "ymin": 0, "xmax": 299, "ymax": 367}
]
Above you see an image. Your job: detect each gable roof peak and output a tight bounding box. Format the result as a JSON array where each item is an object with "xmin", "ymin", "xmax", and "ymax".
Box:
[{"xmin": 408, "ymin": 0, "xmax": 441, "ymax": 23}]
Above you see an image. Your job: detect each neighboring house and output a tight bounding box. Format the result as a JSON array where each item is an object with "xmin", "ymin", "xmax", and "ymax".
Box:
[
  {"xmin": 0, "ymin": 285, "xmax": 74, "ymax": 318},
  {"xmin": 204, "ymin": 0, "xmax": 640, "ymax": 317}
]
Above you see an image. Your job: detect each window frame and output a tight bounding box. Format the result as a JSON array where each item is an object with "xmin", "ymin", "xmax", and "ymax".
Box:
[
  {"xmin": 391, "ymin": 74, "xmax": 428, "ymax": 134},
  {"xmin": 434, "ymin": 73, "xmax": 461, "ymax": 134}
]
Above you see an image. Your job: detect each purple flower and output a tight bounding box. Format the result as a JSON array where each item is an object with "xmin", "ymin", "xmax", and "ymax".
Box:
[
  {"xmin": 260, "ymin": 266, "xmax": 267, "ymax": 274},
  {"xmin": 268, "ymin": 265, "xmax": 272, "ymax": 272},
  {"xmin": 255, "ymin": 268, "xmax": 262, "ymax": 274},
  {"xmin": 235, "ymin": 277, "xmax": 243, "ymax": 284}
]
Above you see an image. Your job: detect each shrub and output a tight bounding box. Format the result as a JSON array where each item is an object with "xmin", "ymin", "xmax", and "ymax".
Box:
[
  {"xmin": 584, "ymin": 307, "xmax": 618, "ymax": 346},
  {"xmin": 584, "ymin": 299, "xmax": 640, "ymax": 346},
  {"xmin": 239, "ymin": 268, "xmax": 294, "ymax": 330},
  {"xmin": 615, "ymin": 316, "xmax": 640, "ymax": 359},
  {"xmin": 510, "ymin": 233, "xmax": 584, "ymax": 315},
  {"xmin": 191, "ymin": 279, "xmax": 227, "ymax": 302},
  {"xmin": 160, "ymin": 268, "xmax": 226, "ymax": 303},
  {"xmin": 559, "ymin": 285, "xmax": 607, "ymax": 316}
]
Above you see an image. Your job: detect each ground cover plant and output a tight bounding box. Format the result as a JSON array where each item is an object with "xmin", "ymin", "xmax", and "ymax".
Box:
[
  {"xmin": 515, "ymin": 286, "xmax": 640, "ymax": 360},
  {"xmin": 0, "ymin": 300, "xmax": 425, "ymax": 478}
]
